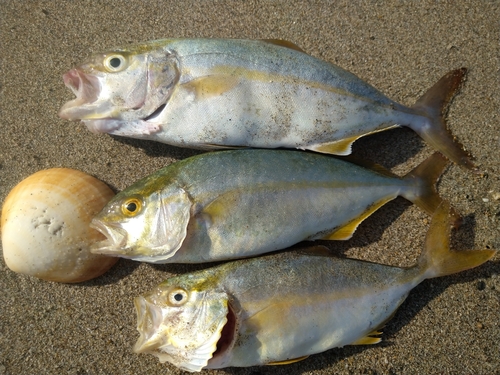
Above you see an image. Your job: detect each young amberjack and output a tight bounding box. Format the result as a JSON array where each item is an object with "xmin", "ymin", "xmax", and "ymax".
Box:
[
  {"xmin": 91, "ymin": 149, "xmax": 458, "ymax": 263},
  {"xmin": 133, "ymin": 202, "xmax": 495, "ymax": 371},
  {"xmin": 59, "ymin": 39, "xmax": 475, "ymax": 171}
]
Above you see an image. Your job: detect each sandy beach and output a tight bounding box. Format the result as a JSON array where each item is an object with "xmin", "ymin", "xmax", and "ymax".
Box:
[{"xmin": 1, "ymin": 1, "xmax": 499, "ymax": 374}]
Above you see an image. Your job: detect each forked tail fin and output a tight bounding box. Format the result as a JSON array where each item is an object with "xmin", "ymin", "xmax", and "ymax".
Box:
[
  {"xmin": 418, "ymin": 201, "xmax": 496, "ymax": 280},
  {"xmin": 401, "ymin": 152, "xmax": 461, "ymax": 228},
  {"xmin": 410, "ymin": 68, "xmax": 478, "ymax": 172}
]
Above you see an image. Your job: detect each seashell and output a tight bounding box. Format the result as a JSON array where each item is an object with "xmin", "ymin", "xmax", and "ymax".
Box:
[{"xmin": 1, "ymin": 168, "xmax": 118, "ymax": 283}]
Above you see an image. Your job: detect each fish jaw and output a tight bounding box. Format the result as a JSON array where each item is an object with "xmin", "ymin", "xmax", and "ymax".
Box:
[
  {"xmin": 88, "ymin": 185, "xmax": 192, "ymax": 263},
  {"xmin": 59, "ymin": 47, "xmax": 179, "ymax": 134},
  {"xmin": 89, "ymin": 218, "xmax": 128, "ymax": 256},
  {"xmin": 134, "ymin": 290, "xmax": 232, "ymax": 372},
  {"xmin": 134, "ymin": 296, "xmax": 165, "ymax": 352},
  {"xmin": 82, "ymin": 119, "xmax": 163, "ymax": 136},
  {"xmin": 89, "ymin": 218, "xmax": 162, "ymax": 261},
  {"xmin": 59, "ymin": 69, "xmax": 104, "ymax": 120}
]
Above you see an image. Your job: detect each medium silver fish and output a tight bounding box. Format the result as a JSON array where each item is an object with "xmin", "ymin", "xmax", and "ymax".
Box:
[
  {"xmin": 133, "ymin": 202, "xmax": 495, "ymax": 371},
  {"xmin": 59, "ymin": 38, "xmax": 475, "ymax": 171},
  {"xmin": 90, "ymin": 149, "xmax": 457, "ymax": 263}
]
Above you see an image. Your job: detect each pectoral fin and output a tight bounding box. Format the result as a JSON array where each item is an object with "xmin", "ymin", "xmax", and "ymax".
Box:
[
  {"xmin": 267, "ymin": 355, "xmax": 309, "ymax": 365},
  {"xmin": 182, "ymin": 75, "xmax": 239, "ymax": 99},
  {"xmin": 320, "ymin": 197, "xmax": 394, "ymax": 240},
  {"xmin": 202, "ymin": 190, "xmax": 244, "ymax": 222}
]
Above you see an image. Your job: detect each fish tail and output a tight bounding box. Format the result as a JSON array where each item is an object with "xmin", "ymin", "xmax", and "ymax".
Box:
[
  {"xmin": 417, "ymin": 201, "xmax": 496, "ymax": 279},
  {"xmin": 401, "ymin": 152, "xmax": 461, "ymax": 228},
  {"xmin": 409, "ymin": 68, "xmax": 478, "ymax": 172}
]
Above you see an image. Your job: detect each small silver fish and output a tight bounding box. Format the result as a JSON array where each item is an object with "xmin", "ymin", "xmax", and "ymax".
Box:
[
  {"xmin": 90, "ymin": 149, "xmax": 457, "ymax": 263},
  {"xmin": 133, "ymin": 202, "xmax": 495, "ymax": 371},
  {"xmin": 59, "ymin": 39, "xmax": 475, "ymax": 171}
]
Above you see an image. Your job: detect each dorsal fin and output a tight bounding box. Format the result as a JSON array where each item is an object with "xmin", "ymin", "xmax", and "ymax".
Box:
[
  {"xmin": 297, "ymin": 245, "xmax": 333, "ymax": 257},
  {"xmin": 341, "ymin": 156, "xmax": 399, "ymax": 178},
  {"xmin": 260, "ymin": 39, "xmax": 306, "ymax": 53}
]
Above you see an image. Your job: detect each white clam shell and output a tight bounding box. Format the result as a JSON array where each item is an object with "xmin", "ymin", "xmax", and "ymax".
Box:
[{"xmin": 1, "ymin": 168, "xmax": 118, "ymax": 283}]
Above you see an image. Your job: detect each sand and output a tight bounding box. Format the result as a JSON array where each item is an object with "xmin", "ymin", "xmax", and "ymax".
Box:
[{"xmin": 1, "ymin": 1, "xmax": 499, "ymax": 374}]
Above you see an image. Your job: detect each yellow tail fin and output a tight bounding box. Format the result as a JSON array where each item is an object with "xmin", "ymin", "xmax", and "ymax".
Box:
[
  {"xmin": 402, "ymin": 152, "xmax": 462, "ymax": 228},
  {"xmin": 418, "ymin": 201, "xmax": 496, "ymax": 279},
  {"xmin": 410, "ymin": 68, "xmax": 477, "ymax": 172}
]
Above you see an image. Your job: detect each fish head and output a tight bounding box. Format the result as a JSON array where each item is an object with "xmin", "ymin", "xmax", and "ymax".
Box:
[
  {"xmin": 134, "ymin": 274, "xmax": 236, "ymax": 372},
  {"xmin": 90, "ymin": 182, "xmax": 192, "ymax": 262},
  {"xmin": 59, "ymin": 42, "xmax": 179, "ymax": 131}
]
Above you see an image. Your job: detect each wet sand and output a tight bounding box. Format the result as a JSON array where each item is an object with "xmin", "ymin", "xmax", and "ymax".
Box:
[{"xmin": 1, "ymin": 1, "xmax": 499, "ymax": 374}]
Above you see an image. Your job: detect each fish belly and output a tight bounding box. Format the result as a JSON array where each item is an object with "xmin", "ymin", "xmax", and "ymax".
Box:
[{"xmin": 209, "ymin": 254, "xmax": 415, "ymax": 368}]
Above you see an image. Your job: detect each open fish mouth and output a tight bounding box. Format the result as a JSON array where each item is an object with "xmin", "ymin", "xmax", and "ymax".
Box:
[
  {"xmin": 89, "ymin": 219, "xmax": 128, "ymax": 255},
  {"xmin": 134, "ymin": 296, "xmax": 165, "ymax": 353},
  {"xmin": 133, "ymin": 296, "xmax": 236, "ymax": 372},
  {"xmin": 59, "ymin": 69, "xmax": 102, "ymax": 120}
]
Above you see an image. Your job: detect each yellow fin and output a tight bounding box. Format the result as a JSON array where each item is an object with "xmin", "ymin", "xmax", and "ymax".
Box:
[
  {"xmin": 351, "ymin": 333, "xmax": 382, "ymax": 346},
  {"xmin": 267, "ymin": 355, "xmax": 309, "ymax": 365},
  {"xmin": 182, "ymin": 75, "xmax": 239, "ymax": 99},
  {"xmin": 418, "ymin": 201, "xmax": 497, "ymax": 278},
  {"xmin": 320, "ymin": 197, "xmax": 394, "ymax": 240},
  {"xmin": 310, "ymin": 125, "xmax": 399, "ymax": 156},
  {"xmin": 310, "ymin": 136, "xmax": 360, "ymax": 156},
  {"xmin": 260, "ymin": 39, "xmax": 306, "ymax": 53},
  {"xmin": 202, "ymin": 190, "xmax": 243, "ymax": 222}
]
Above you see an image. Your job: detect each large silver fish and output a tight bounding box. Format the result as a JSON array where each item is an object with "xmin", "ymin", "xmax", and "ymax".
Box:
[
  {"xmin": 133, "ymin": 202, "xmax": 495, "ymax": 371},
  {"xmin": 59, "ymin": 38, "xmax": 475, "ymax": 171},
  {"xmin": 90, "ymin": 149, "xmax": 457, "ymax": 263}
]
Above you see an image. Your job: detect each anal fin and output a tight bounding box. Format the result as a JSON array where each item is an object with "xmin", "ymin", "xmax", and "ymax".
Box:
[
  {"xmin": 351, "ymin": 330, "xmax": 383, "ymax": 346},
  {"xmin": 309, "ymin": 136, "xmax": 360, "ymax": 156},
  {"xmin": 309, "ymin": 125, "xmax": 399, "ymax": 156},
  {"xmin": 202, "ymin": 143, "xmax": 244, "ymax": 150},
  {"xmin": 267, "ymin": 355, "xmax": 309, "ymax": 365},
  {"xmin": 320, "ymin": 197, "xmax": 394, "ymax": 240}
]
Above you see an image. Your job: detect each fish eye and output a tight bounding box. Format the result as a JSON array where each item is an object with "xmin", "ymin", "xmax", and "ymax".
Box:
[
  {"xmin": 121, "ymin": 197, "xmax": 142, "ymax": 217},
  {"xmin": 103, "ymin": 54, "xmax": 127, "ymax": 72},
  {"xmin": 168, "ymin": 288, "xmax": 189, "ymax": 306}
]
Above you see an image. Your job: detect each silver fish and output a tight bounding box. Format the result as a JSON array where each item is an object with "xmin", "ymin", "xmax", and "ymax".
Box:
[
  {"xmin": 90, "ymin": 149, "xmax": 457, "ymax": 263},
  {"xmin": 59, "ymin": 39, "xmax": 475, "ymax": 171},
  {"xmin": 133, "ymin": 202, "xmax": 495, "ymax": 371}
]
